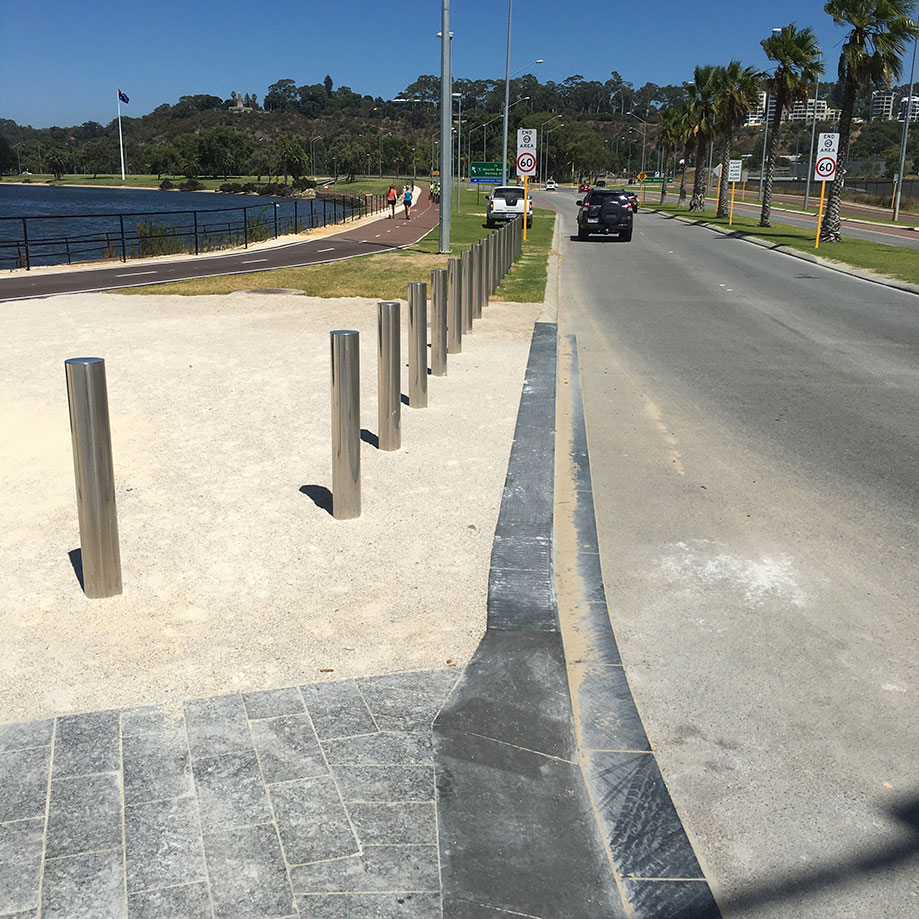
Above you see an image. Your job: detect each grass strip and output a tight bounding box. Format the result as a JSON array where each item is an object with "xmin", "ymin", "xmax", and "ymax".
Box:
[
  {"xmin": 120, "ymin": 186, "xmax": 556, "ymax": 302},
  {"xmin": 650, "ymin": 201, "xmax": 919, "ymax": 287}
]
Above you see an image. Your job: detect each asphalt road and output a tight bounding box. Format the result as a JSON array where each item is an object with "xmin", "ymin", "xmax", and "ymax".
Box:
[
  {"xmin": 0, "ymin": 189, "xmax": 438, "ymax": 303},
  {"xmin": 540, "ymin": 187, "xmax": 919, "ymax": 917}
]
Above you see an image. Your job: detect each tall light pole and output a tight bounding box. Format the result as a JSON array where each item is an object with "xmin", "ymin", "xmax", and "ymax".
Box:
[
  {"xmin": 894, "ymin": 26, "xmax": 919, "ymax": 221},
  {"xmin": 538, "ymin": 113, "xmax": 561, "ymax": 181},
  {"xmin": 803, "ymin": 58, "xmax": 822, "ymax": 210},
  {"xmin": 378, "ymin": 131, "xmax": 392, "ymax": 178},
  {"xmin": 454, "ymin": 92, "xmax": 463, "ymax": 212},
  {"xmin": 438, "ymin": 5, "xmax": 452, "ymax": 253},
  {"xmin": 501, "ymin": 27, "xmax": 544, "ymax": 185},
  {"xmin": 628, "ymin": 112, "xmax": 648, "ymax": 174},
  {"xmin": 470, "ymin": 99, "xmax": 527, "ymax": 172},
  {"xmin": 13, "ymin": 142, "xmax": 23, "ymax": 174},
  {"xmin": 543, "ymin": 122, "xmax": 565, "ymax": 182},
  {"xmin": 310, "ymin": 136, "xmax": 322, "ymax": 176}
]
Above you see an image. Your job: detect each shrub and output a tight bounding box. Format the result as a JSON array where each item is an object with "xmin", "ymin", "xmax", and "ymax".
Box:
[
  {"xmin": 219, "ymin": 182, "xmax": 245, "ymax": 194},
  {"xmin": 179, "ymin": 178, "xmax": 203, "ymax": 192},
  {"xmin": 293, "ymin": 176, "xmax": 317, "ymax": 191},
  {"xmin": 159, "ymin": 178, "xmax": 174, "ymax": 190},
  {"xmin": 136, "ymin": 221, "xmax": 189, "ymax": 256}
]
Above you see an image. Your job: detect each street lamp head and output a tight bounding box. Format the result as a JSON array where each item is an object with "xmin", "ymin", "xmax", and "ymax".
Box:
[{"xmin": 535, "ymin": 59, "xmax": 544, "ymax": 64}]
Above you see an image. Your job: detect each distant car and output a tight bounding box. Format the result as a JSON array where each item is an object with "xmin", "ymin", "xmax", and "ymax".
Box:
[
  {"xmin": 595, "ymin": 179, "xmax": 607, "ymax": 187},
  {"xmin": 576, "ymin": 189, "xmax": 633, "ymax": 241},
  {"xmin": 578, "ymin": 182, "xmax": 590, "ymax": 193},
  {"xmin": 612, "ymin": 189, "xmax": 639, "ymax": 212},
  {"xmin": 545, "ymin": 179, "xmax": 558, "ymax": 190}
]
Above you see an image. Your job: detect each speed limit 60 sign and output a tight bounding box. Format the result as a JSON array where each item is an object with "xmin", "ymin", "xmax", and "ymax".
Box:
[
  {"xmin": 517, "ymin": 128, "xmax": 537, "ymax": 177},
  {"xmin": 814, "ymin": 132, "xmax": 840, "ymax": 182}
]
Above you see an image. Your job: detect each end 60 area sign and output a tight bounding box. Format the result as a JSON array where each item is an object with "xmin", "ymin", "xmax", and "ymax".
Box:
[
  {"xmin": 814, "ymin": 132, "xmax": 839, "ymax": 182},
  {"xmin": 517, "ymin": 128, "xmax": 537, "ymax": 177}
]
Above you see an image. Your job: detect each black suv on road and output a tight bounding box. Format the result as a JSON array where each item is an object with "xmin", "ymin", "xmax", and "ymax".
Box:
[{"xmin": 576, "ymin": 189, "xmax": 633, "ymax": 241}]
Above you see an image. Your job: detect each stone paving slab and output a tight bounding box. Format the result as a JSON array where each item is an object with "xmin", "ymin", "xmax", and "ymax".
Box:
[{"xmin": 0, "ymin": 670, "xmax": 458, "ymax": 918}]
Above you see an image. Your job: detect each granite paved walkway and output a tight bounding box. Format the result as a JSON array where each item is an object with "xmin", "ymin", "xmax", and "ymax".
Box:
[{"xmin": 0, "ymin": 670, "xmax": 458, "ymax": 918}]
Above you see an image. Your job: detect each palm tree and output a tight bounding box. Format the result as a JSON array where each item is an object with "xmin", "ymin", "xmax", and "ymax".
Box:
[
  {"xmin": 686, "ymin": 65, "xmax": 719, "ymax": 212},
  {"xmin": 759, "ymin": 25, "xmax": 823, "ymax": 227},
  {"xmin": 821, "ymin": 0, "xmax": 918, "ymax": 241},
  {"xmin": 714, "ymin": 62, "xmax": 764, "ymax": 218},
  {"xmin": 658, "ymin": 103, "xmax": 690, "ymax": 205}
]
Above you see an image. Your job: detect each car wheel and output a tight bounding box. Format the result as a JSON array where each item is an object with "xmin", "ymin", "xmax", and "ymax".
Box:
[
  {"xmin": 486, "ymin": 218, "xmax": 495, "ymax": 228},
  {"xmin": 620, "ymin": 229, "xmax": 633, "ymax": 242},
  {"xmin": 526, "ymin": 218, "xmax": 533, "ymax": 229},
  {"xmin": 577, "ymin": 226, "xmax": 589, "ymax": 240}
]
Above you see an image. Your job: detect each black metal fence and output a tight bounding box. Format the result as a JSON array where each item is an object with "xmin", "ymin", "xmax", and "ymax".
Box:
[{"xmin": 0, "ymin": 192, "xmax": 385, "ymax": 271}]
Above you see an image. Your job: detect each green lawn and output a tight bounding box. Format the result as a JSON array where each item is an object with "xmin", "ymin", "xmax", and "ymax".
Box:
[
  {"xmin": 122, "ymin": 185, "xmax": 557, "ymax": 302},
  {"xmin": 650, "ymin": 201, "xmax": 919, "ymax": 287}
]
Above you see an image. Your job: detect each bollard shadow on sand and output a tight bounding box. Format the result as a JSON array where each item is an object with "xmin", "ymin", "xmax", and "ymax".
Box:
[
  {"xmin": 68, "ymin": 548, "xmax": 85, "ymax": 590},
  {"xmin": 360, "ymin": 428, "xmax": 379, "ymax": 448},
  {"xmin": 299, "ymin": 485, "xmax": 333, "ymax": 515}
]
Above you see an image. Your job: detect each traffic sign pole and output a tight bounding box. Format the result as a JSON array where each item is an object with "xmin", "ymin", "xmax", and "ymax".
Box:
[
  {"xmin": 523, "ymin": 176, "xmax": 528, "ymax": 242},
  {"xmin": 815, "ymin": 180, "xmax": 827, "ymax": 248},
  {"xmin": 729, "ymin": 182, "xmax": 736, "ymax": 225}
]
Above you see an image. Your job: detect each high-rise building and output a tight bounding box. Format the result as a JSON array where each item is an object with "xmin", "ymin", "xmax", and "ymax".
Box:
[
  {"xmin": 898, "ymin": 96, "xmax": 919, "ymax": 121},
  {"xmin": 871, "ymin": 90, "xmax": 896, "ymax": 120},
  {"xmin": 787, "ymin": 98, "xmax": 841, "ymax": 123}
]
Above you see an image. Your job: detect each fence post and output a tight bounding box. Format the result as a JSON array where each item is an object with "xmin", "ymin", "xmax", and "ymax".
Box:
[
  {"xmin": 294, "ymin": 200, "xmax": 299, "ymax": 233},
  {"xmin": 119, "ymin": 215, "xmax": 127, "ymax": 263},
  {"xmin": 324, "ymin": 198, "xmax": 328, "ymax": 228},
  {"xmin": 194, "ymin": 211, "xmax": 200, "ymax": 255},
  {"xmin": 22, "ymin": 219, "xmax": 31, "ymax": 271},
  {"xmin": 447, "ymin": 257, "xmax": 462, "ymax": 354},
  {"xmin": 378, "ymin": 302, "xmax": 401, "ymax": 451},
  {"xmin": 243, "ymin": 208, "xmax": 248, "ymax": 249},
  {"xmin": 64, "ymin": 357, "xmax": 122, "ymax": 598},
  {"xmin": 331, "ymin": 330, "xmax": 361, "ymax": 520},
  {"xmin": 273, "ymin": 203, "xmax": 279, "ymax": 238},
  {"xmin": 430, "ymin": 268, "xmax": 448, "ymax": 377},
  {"xmin": 408, "ymin": 282, "xmax": 428, "ymax": 408}
]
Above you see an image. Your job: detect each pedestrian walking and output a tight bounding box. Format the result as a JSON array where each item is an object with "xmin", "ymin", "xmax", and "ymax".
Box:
[
  {"xmin": 387, "ymin": 184, "xmax": 397, "ymax": 218},
  {"xmin": 403, "ymin": 185, "xmax": 413, "ymax": 220}
]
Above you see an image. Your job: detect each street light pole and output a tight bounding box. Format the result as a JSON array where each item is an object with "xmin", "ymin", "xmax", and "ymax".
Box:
[
  {"xmin": 438, "ymin": 4, "xmax": 452, "ymax": 253},
  {"xmin": 894, "ymin": 30, "xmax": 918, "ymax": 221},
  {"xmin": 543, "ymin": 122, "xmax": 564, "ymax": 182},
  {"xmin": 538, "ymin": 113, "xmax": 561, "ymax": 183},
  {"xmin": 501, "ymin": 0, "xmax": 513, "ymax": 185},
  {"xmin": 803, "ymin": 64, "xmax": 821, "ymax": 210},
  {"xmin": 454, "ymin": 93, "xmax": 463, "ymax": 213},
  {"xmin": 379, "ymin": 131, "xmax": 392, "ymax": 178}
]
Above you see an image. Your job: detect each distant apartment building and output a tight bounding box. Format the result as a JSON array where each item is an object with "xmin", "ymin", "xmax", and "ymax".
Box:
[
  {"xmin": 745, "ymin": 92, "xmax": 778, "ymax": 126},
  {"xmin": 898, "ymin": 96, "xmax": 919, "ymax": 121},
  {"xmin": 871, "ymin": 90, "xmax": 896, "ymax": 120},
  {"xmin": 787, "ymin": 98, "xmax": 840, "ymax": 123}
]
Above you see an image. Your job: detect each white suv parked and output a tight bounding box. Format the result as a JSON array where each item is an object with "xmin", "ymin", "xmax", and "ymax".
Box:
[{"xmin": 487, "ymin": 186, "xmax": 534, "ymax": 228}]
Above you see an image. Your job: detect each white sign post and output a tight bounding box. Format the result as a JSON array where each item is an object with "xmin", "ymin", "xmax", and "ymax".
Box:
[
  {"xmin": 814, "ymin": 132, "xmax": 839, "ymax": 249},
  {"xmin": 516, "ymin": 129, "xmax": 537, "ymax": 241},
  {"xmin": 728, "ymin": 159, "xmax": 742, "ymax": 224}
]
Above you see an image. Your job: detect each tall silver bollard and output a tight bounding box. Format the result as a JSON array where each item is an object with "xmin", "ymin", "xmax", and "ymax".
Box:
[
  {"xmin": 461, "ymin": 250, "xmax": 473, "ymax": 333},
  {"xmin": 472, "ymin": 244, "xmax": 482, "ymax": 320},
  {"xmin": 65, "ymin": 357, "xmax": 122, "ymax": 599},
  {"xmin": 430, "ymin": 268, "xmax": 448, "ymax": 376},
  {"xmin": 479, "ymin": 240, "xmax": 488, "ymax": 314},
  {"xmin": 447, "ymin": 257, "xmax": 462, "ymax": 354},
  {"xmin": 377, "ymin": 302, "xmax": 400, "ymax": 451},
  {"xmin": 408, "ymin": 282, "xmax": 428, "ymax": 408},
  {"xmin": 331, "ymin": 330, "xmax": 360, "ymax": 519},
  {"xmin": 489, "ymin": 232, "xmax": 497, "ymax": 295}
]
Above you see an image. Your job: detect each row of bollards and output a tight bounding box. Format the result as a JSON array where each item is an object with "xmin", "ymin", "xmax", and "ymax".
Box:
[
  {"xmin": 61, "ymin": 218, "xmax": 525, "ymax": 598},
  {"xmin": 328, "ymin": 216, "xmax": 523, "ymax": 520}
]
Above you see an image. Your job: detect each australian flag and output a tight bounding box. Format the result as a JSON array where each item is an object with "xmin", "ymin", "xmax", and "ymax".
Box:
[{"xmin": 117, "ymin": 89, "xmax": 129, "ymax": 104}]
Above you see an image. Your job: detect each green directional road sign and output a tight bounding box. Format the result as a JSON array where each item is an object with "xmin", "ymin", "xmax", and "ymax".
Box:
[{"xmin": 471, "ymin": 161, "xmax": 503, "ymax": 184}]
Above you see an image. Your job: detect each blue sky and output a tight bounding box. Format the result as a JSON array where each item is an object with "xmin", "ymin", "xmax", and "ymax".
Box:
[{"xmin": 1, "ymin": 1, "xmax": 855, "ymax": 128}]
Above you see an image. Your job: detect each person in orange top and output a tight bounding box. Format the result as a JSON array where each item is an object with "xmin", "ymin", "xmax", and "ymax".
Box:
[{"xmin": 387, "ymin": 184, "xmax": 397, "ymax": 218}]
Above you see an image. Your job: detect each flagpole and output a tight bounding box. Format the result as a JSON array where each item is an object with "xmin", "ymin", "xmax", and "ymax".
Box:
[{"xmin": 117, "ymin": 92, "xmax": 126, "ymax": 182}]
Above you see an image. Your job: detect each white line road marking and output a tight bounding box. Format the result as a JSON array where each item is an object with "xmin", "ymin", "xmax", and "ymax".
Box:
[
  {"xmin": 115, "ymin": 271, "xmax": 157, "ymax": 277},
  {"xmin": 241, "ymin": 258, "xmax": 268, "ymax": 264},
  {"xmin": 318, "ymin": 247, "xmax": 335, "ymax": 252},
  {"xmin": 375, "ymin": 234, "xmax": 381, "ymax": 237}
]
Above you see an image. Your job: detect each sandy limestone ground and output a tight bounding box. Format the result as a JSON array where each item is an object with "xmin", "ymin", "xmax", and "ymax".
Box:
[{"xmin": 0, "ymin": 291, "xmax": 539, "ymax": 722}]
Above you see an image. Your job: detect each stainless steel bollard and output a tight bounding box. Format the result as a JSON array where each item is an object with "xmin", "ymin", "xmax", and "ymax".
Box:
[
  {"xmin": 408, "ymin": 282, "xmax": 428, "ymax": 407},
  {"xmin": 430, "ymin": 268, "xmax": 448, "ymax": 376},
  {"xmin": 447, "ymin": 257, "xmax": 462, "ymax": 354},
  {"xmin": 65, "ymin": 357, "xmax": 122, "ymax": 599},
  {"xmin": 461, "ymin": 250, "xmax": 473, "ymax": 333},
  {"xmin": 472, "ymin": 244, "xmax": 482, "ymax": 320},
  {"xmin": 331, "ymin": 330, "xmax": 360, "ymax": 519},
  {"xmin": 377, "ymin": 302, "xmax": 400, "ymax": 451},
  {"xmin": 489, "ymin": 232, "xmax": 497, "ymax": 294},
  {"xmin": 480, "ymin": 240, "xmax": 488, "ymax": 313}
]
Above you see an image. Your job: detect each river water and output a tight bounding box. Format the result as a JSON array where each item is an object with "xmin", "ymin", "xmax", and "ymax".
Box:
[{"xmin": 0, "ymin": 184, "xmax": 358, "ymax": 268}]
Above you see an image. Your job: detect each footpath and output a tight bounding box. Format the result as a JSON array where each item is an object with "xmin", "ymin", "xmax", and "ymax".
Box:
[{"xmin": 0, "ymin": 207, "xmax": 720, "ymax": 918}]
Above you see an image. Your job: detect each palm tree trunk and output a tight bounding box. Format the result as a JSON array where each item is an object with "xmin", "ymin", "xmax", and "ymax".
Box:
[
  {"xmin": 689, "ymin": 142, "xmax": 707, "ymax": 211},
  {"xmin": 759, "ymin": 100, "xmax": 784, "ymax": 227},
  {"xmin": 660, "ymin": 149, "xmax": 670, "ymax": 205},
  {"xmin": 716, "ymin": 134, "xmax": 731, "ymax": 218},
  {"xmin": 679, "ymin": 144, "xmax": 690, "ymax": 206},
  {"xmin": 820, "ymin": 74, "xmax": 856, "ymax": 243}
]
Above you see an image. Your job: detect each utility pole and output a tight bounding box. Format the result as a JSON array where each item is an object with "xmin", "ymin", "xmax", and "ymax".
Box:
[
  {"xmin": 894, "ymin": 30, "xmax": 918, "ymax": 221},
  {"xmin": 439, "ymin": 2, "xmax": 452, "ymax": 253}
]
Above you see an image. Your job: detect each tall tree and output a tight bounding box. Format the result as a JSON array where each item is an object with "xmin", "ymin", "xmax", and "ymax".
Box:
[
  {"xmin": 759, "ymin": 24, "xmax": 823, "ymax": 226},
  {"xmin": 686, "ymin": 65, "xmax": 719, "ymax": 211},
  {"xmin": 821, "ymin": 0, "xmax": 918, "ymax": 241},
  {"xmin": 714, "ymin": 62, "xmax": 763, "ymax": 218}
]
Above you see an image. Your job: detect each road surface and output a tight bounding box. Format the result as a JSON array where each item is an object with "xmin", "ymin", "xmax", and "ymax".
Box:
[{"xmin": 540, "ymin": 186, "xmax": 919, "ymax": 918}]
